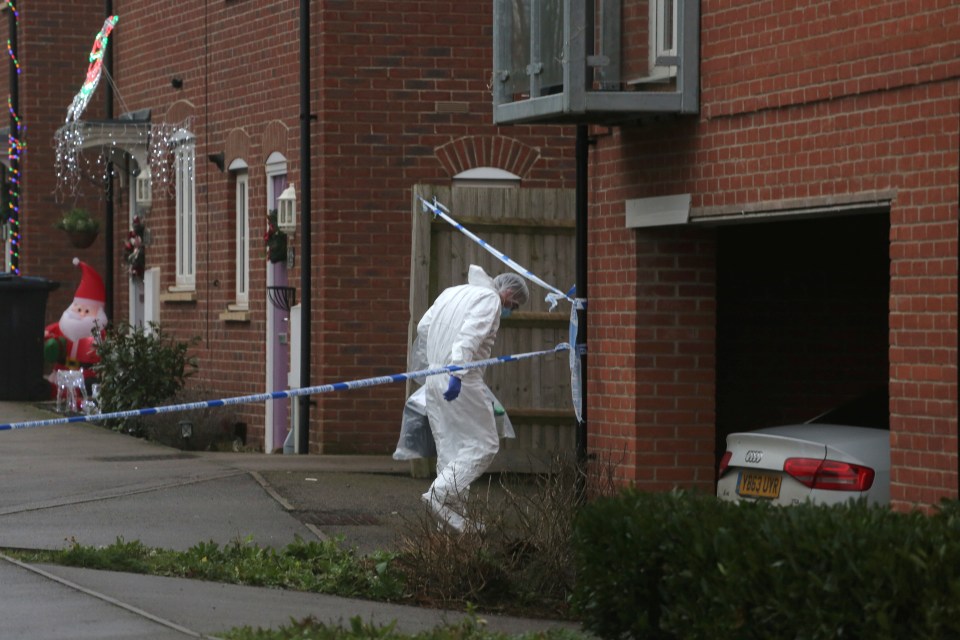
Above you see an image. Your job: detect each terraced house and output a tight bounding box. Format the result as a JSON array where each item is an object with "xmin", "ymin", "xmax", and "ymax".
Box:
[{"xmin": 4, "ymin": 1, "xmax": 957, "ymax": 510}]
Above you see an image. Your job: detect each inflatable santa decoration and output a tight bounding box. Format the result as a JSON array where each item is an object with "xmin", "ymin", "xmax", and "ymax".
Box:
[{"xmin": 44, "ymin": 258, "xmax": 108, "ymax": 385}]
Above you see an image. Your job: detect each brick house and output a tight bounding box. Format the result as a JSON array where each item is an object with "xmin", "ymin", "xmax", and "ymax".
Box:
[
  {"xmin": 492, "ymin": 0, "xmax": 957, "ymax": 510},
  {"xmin": 5, "ymin": 2, "xmax": 957, "ymax": 511}
]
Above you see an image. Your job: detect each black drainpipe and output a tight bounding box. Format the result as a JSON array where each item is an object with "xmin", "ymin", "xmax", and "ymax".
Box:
[
  {"xmin": 297, "ymin": 0, "xmax": 312, "ymax": 453},
  {"xmin": 575, "ymin": 124, "xmax": 589, "ymax": 495}
]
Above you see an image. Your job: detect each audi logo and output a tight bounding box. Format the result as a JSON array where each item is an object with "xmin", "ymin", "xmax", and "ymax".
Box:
[{"xmin": 744, "ymin": 450, "xmax": 763, "ymax": 464}]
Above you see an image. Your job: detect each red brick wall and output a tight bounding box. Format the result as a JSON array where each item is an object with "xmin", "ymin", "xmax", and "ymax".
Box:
[
  {"xmin": 588, "ymin": 213, "xmax": 718, "ymax": 489},
  {"xmin": 310, "ymin": 1, "xmax": 574, "ymax": 453},
  {"xmin": 17, "ymin": 2, "xmax": 107, "ymax": 316},
  {"xmin": 589, "ymin": 1, "xmax": 959, "ymax": 505}
]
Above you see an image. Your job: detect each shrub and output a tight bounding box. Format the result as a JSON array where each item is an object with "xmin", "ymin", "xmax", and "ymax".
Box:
[
  {"xmin": 395, "ymin": 453, "xmax": 618, "ymax": 619},
  {"xmin": 50, "ymin": 536, "xmax": 405, "ymax": 602},
  {"xmin": 93, "ymin": 321, "xmax": 198, "ymax": 436},
  {"xmin": 142, "ymin": 386, "xmax": 248, "ymax": 451},
  {"xmin": 572, "ymin": 490, "xmax": 960, "ymax": 640},
  {"xmin": 221, "ymin": 613, "xmax": 589, "ymax": 640},
  {"xmin": 222, "ymin": 612, "xmax": 589, "ymax": 640},
  {"xmin": 55, "ymin": 207, "xmax": 100, "ymax": 233}
]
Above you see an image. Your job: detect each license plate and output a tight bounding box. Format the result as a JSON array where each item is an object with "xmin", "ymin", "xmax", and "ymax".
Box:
[{"xmin": 737, "ymin": 470, "xmax": 782, "ymax": 499}]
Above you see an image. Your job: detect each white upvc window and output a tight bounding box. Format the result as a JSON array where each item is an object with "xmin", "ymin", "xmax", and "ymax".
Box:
[
  {"xmin": 173, "ymin": 131, "xmax": 196, "ymax": 289},
  {"xmin": 234, "ymin": 169, "xmax": 250, "ymax": 306}
]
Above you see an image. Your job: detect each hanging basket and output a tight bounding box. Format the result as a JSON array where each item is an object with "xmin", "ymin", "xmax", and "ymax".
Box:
[
  {"xmin": 67, "ymin": 229, "xmax": 99, "ymax": 249},
  {"xmin": 267, "ymin": 286, "xmax": 297, "ymax": 311}
]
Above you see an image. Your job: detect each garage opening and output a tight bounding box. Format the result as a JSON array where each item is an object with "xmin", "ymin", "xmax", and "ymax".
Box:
[{"xmin": 715, "ymin": 212, "xmax": 890, "ymax": 462}]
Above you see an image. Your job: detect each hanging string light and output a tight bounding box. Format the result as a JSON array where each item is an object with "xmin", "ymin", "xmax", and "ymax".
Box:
[
  {"xmin": 5, "ymin": 1, "xmax": 21, "ymax": 274},
  {"xmin": 54, "ymin": 119, "xmax": 190, "ymax": 200},
  {"xmin": 53, "ymin": 15, "xmax": 119, "ymax": 199},
  {"xmin": 6, "ymin": 39, "xmax": 19, "ymax": 75},
  {"xmin": 52, "ymin": 13, "xmax": 193, "ymax": 200},
  {"xmin": 7, "ymin": 97, "xmax": 24, "ymax": 271}
]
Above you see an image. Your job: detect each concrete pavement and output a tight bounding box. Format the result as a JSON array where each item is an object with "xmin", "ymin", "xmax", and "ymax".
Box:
[{"xmin": 0, "ymin": 401, "xmax": 580, "ymax": 639}]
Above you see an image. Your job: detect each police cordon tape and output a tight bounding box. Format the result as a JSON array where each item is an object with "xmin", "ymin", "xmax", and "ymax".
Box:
[
  {"xmin": 418, "ymin": 196, "xmax": 577, "ymax": 310},
  {"xmin": 0, "ymin": 343, "xmax": 572, "ymax": 431}
]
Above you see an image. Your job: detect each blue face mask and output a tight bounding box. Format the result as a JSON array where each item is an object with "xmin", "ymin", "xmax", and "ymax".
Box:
[{"xmin": 501, "ymin": 307, "xmax": 512, "ymax": 319}]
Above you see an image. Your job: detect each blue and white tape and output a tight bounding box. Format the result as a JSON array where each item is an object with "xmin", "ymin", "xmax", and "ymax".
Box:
[
  {"xmin": 419, "ymin": 196, "xmax": 576, "ymax": 310},
  {"xmin": 0, "ymin": 343, "xmax": 571, "ymax": 431}
]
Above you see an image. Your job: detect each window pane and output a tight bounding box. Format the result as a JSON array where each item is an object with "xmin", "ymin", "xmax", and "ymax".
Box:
[
  {"xmin": 540, "ymin": 0, "xmax": 564, "ymax": 95},
  {"xmin": 175, "ymin": 141, "xmax": 197, "ymax": 286},
  {"xmin": 662, "ymin": 0, "xmax": 675, "ymax": 53},
  {"xmin": 271, "ymin": 174, "xmax": 288, "ymax": 211},
  {"xmin": 187, "ymin": 145, "xmax": 195, "ymax": 277},
  {"xmin": 236, "ymin": 174, "xmax": 249, "ymax": 302},
  {"xmin": 504, "ymin": 0, "xmax": 531, "ymax": 98}
]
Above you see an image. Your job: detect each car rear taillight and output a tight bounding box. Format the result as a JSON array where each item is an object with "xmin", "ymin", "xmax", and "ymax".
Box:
[
  {"xmin": 783, "ymin": 458, "xmax": 875, "ymax": 492},
  {"xmin": 717, "ymin": 451, "xmax": 732, "ymax": 479}
]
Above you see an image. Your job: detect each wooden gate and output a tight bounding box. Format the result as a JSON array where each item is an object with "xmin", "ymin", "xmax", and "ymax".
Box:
[{"xmin": 408, "ymin": 185, "xmax": 577, "ymax": 472}]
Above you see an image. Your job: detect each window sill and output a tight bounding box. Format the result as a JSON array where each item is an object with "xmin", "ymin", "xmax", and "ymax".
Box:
[
  {"xmin": 219, "ymin": 308, "xmax": 251, "ymax": 323},
  {"xmin": 160, "ymin": 288, "xmax": 197, "ymax": 303}
]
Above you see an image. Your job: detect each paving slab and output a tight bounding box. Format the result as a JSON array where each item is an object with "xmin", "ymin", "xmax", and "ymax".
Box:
[
  {"xmin": 1, "ymin": 473, "xmax": 314, "ymax": 552},
  {"xmin": 0, "ymin": 559, "xmax": 190, "ymax": 639}
]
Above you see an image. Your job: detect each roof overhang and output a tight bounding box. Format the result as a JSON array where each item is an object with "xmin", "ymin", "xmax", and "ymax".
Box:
[{"xmin": 55, "ymin": 109, "xmax": 152, "ymax": 172}]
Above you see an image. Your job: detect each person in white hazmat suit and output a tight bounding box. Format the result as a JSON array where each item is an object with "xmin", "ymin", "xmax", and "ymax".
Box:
[{"xmin": 416, "ymin": 265, "xmax": 530, "ymax": 532}]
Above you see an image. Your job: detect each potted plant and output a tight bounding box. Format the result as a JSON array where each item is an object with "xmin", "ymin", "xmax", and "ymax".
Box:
[{"xmin": 56, "ymin": 207, "xmax": 100, "ymax": 248}]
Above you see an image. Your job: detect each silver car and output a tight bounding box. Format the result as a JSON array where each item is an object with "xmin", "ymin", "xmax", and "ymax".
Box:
[{"xmin": 716, "ymin": 391, "xmax": 890, "ymax": 506}]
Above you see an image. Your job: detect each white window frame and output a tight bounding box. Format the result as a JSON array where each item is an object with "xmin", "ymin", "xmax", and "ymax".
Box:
[
  {"xmin": 648, "ymin": 0, "xmax": 678, "ymax": 80},
  {"xmin": 234, "ymin": 168, "xmax": 250, "ymax": 307},
  {"xmin": 172, "ymin": 130, "xmax": 197, "ymax": 289}
]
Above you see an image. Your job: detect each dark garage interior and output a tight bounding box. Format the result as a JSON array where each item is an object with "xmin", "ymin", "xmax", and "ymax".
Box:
[{"xmin": 715, "ymin": 212, "xmax": 891, "ymax": 461}]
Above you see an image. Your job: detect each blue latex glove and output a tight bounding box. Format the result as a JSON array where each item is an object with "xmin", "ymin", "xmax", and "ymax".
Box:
[{"xmin": 443, "ymin": 376, "xmax": 462, "ymax": 402}]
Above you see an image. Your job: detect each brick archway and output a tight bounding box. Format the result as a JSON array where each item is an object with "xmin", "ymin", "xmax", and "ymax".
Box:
[
  {"xmin": 262, "ymin": 121, "xmax": 290, "ymax": 161},
  {"xmin": 435, "ymin": 135, "xmax": 541, "ymax": 180},
  {"xmin": 164, "ymin": 99, "xmax": 195, "ymax": 126},
  {"xmin": 224, "ymin": 128, "xmax": 251, "ymax": 168}
]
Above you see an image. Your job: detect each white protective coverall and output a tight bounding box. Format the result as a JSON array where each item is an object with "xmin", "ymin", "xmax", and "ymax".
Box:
[{"xmin": 416, "ymin": 265, "xmax": 505, "ymax": 530}]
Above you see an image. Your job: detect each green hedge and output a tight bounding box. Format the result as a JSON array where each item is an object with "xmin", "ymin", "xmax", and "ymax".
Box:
[{"xmin": 572, "ymin": 490, "xmax": 960, "ymax": 640}]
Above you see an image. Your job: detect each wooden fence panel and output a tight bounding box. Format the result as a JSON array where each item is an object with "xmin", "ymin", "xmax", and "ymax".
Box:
[{"xmin": 409, "ymin": 184, "xmax": 577, "ymax": 472}]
